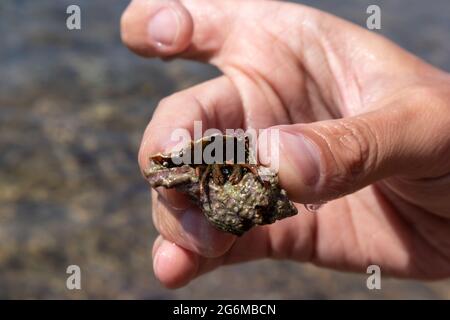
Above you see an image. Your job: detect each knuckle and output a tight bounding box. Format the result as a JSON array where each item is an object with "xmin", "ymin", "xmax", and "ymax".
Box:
[
  {"xmin": 158, "ymin": 94, "xmax": 182, "ymax": 108},
  {"xmin": 317, "ymin": 118, "xmax": 379, "ymax": 193},
  {"xmin": 158, "ymin": 93, "xmax": 189, "ymax": 109},
  {"xmin": 156, "ymin": 96, "xmax": 171, "ymax": 109},
  {"xmin": 338, "ymin": 118, "xmax": 376, "ymax": 175},
  {"xmin": 155, "ymin": 92, "xmax": 203, "ymax": 120}
]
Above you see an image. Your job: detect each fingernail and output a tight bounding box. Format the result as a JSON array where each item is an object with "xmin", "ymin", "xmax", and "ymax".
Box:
[
  {"xmin": 148, "ymin": 7, "xmax": 179, "ymax": 46},
  {"xmin": 279, "ymin": 130, "xmax": 321, "ymax": 186}
]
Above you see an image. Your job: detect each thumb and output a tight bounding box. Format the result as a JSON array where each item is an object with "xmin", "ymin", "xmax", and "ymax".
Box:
[{"xmin": 259, "ymin": 92, "xmax": 450, "ymax": 203}]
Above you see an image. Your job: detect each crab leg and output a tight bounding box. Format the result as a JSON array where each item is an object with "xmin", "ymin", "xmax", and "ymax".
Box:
[
  {"xmin": 212, "ymin": 164, "xmax": 225, "ymax": 185},
  {"xmin": 229, "ymin": 165, "xmax": 243, "ymax": 185},
  {"xmin": 199, "ymin": 165, "xmax": 211, "ymax": 195}
]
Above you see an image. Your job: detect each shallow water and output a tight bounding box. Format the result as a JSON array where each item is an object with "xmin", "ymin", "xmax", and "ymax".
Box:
[{"xmin": 0, "ymin": 0, "xmax": 449, "ymax": 298}]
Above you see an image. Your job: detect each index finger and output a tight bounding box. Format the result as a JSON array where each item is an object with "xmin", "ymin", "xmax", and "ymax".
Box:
[{"xmin": 139, "ymin": 75, "xmax": 243, "ymax": 194}]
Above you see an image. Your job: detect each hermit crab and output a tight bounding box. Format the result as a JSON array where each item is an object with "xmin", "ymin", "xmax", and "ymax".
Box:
[{"xmin": 144, "ymin": 134, "xmax": 298, "ymax": 236}]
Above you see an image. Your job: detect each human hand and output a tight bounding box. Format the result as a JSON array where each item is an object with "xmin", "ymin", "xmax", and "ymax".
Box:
[{"xmin": 121, "ymin": 0, "xmax": 450, "ymax": 288}]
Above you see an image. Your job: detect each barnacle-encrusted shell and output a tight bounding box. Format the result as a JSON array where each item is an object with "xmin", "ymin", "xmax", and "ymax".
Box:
[
  {"xmin": 144, "ymin": 135, "xmax": 298, "ymax": 236},
  {"xmin": 200, "ymin": 166, "xmax": 297, "ymax": 235}
]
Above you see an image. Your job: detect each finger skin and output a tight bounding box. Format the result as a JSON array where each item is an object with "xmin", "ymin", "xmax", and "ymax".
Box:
[
  {"xmin": 121, "ymin": 0, "xmax": 194, "ymax": 57},
  {"xmin": 152, "ymin": 190, "xmax": 236, "ymax": 258},
  {"xmin": 259, "ymin": 88, "xmax": 450, "ymax": 205},
  {"xmin": 122, "ymin": 0, "xmax": 244, "ymax": 61},
  {"xmin": 152, "ymin": 209, "xmax": 318, "ymax": 288},
  {"xmin": 140, "ymin": 76, "xmax": 243, "ymax": 256},
  {"xmin": 152, "ymin": 236, "xmax": 199, "ymax": 289},
  {"xmin": 138, "ymin": 76, "xmax": 242, "ymax": 172},
  {"xmin": 125, "ymin": 0, "xmax": 450, "ymax": 287}
]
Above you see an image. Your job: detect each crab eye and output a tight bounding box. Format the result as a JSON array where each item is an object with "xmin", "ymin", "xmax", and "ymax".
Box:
[{"xmin": 162, "ymin": 161, "xmax": 169, "ymax": 167}]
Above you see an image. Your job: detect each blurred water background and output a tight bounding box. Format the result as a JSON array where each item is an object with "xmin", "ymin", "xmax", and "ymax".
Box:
[{"xmin": 0, "ymin": 0, "xmax": 449, "ymax": 299}]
